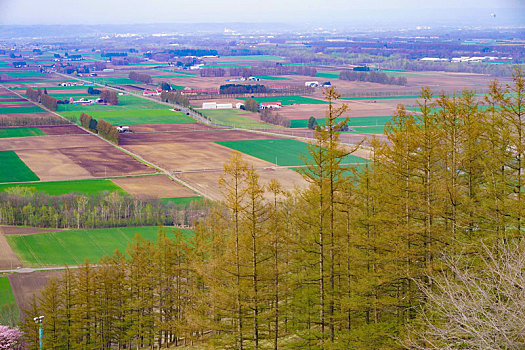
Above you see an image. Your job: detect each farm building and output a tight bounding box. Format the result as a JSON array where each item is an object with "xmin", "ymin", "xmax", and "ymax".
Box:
[
  {"xmin": 260, "ymin": 102, "xmax": 282, "ymax": 109},
  {"xmin": 202, "ymin": 102, "xmax": 233, "ymax": 109},
  {"xmin": 305, "ymin": 81, "xmax": 319, "ymax": 88},
  {"xmin": 236, "ymin": 102, "xmax": 245, "ymax": 109}
]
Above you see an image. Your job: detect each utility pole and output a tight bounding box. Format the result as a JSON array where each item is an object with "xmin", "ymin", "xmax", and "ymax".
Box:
[{"xmin": 34, "ymin": 315, "xmax": 44, "ymax": 350}]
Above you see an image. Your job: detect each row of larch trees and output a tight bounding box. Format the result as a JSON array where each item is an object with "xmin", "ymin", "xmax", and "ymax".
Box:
[{"xmin": 21, "ymin": 69, "xmax": 525, "ymax": 349}]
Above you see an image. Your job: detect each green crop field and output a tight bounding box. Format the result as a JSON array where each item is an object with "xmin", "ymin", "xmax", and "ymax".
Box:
[
  {"xmin": 159, "ymin": 196, "xmax": 204, "ymax": 206},
  {"xmin": 256, "ymin": 76, "xmax": 293, "ymax": 81},
  {"xmin": 0, "ymin": 151, "xmax": 40, "ymax": 183},
  {"xmin": 202, "ymin": 64, "xmax": 259, "ymax": 68},
  {"xmin": 84, "ymin": 77, "xmax": 141, "ymax": 85},
  {"xmin": 0, "ymin": 127, "xmax": 46, "ymax": 138},
  {"xmin": 0, "ymin": 61, "xmax": 10, "ymax": 67},
  {"xmin": 199, "ymin": 109, "xmax": 278, "ymax": 129},
  {"xmin": 0, "ymin": 179, "xmax": 124, "ymax": 196},
  {"xmin": 57, "ymin": 94, "xmax": 167, "ymax": 112},
  {"xmin": 10, "ymin": 85, "xmax": 86, "ymax": 91},
  {"xmin": 0, "ymin": 278, "xmax": 15, "ymax": 307},
  {"xmin": 343, "ymin": 95, "xmax": 421, "ymax": 101},
  {"xmin": 4, "ymin": 71, "xmax": 48, "ymax": 77},
  {"xmin": 61, "ymin": 109, "xmax": 196, "ymax": 125},
  {"xmin": 248, "ymin": 96, "xmax": 328, "ymax": 106},
  {"xmin": 157, "ymin": 70, "xmax": 196, "ymax": 76},
  {"xmin": 216, "ymin": 139, "xmax": 367, "ymax": 167},
  {"xmin": 223, "ymin": 55, "xmax": 285, "ymax": 61},
  {"xmin": 0, "ymin": 106, "xmax": 46, "ymax": 114},
  {"xmin": 7, "ymin": 226, "xmax": 193, "ymax": 267},
  {"xmin": 289, "ymin": 115, "xmax": 392, "ymax": 128},
  {"xmin": 348, "ymin": 125, "xmax": 386, "ymax": 134},
  {"xmin": 316, "ymin": 71, "xmax": 341, "ymax": 79}
]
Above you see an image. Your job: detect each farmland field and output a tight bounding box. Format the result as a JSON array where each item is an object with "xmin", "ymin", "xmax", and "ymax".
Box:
[
  {"xmin": 0, "ymin": 127, "xmax": 46, "ymax": 138},
  {"xmin": 0, "ymin": 151, "xmax": 40, "ymax": 182},
  {"xmin": 7, "ymin": 226, "xmax": 193, "ymax": 267},
  {"xmin": 216, "ymin": 139, "xmax": 367, "ymax": 166},
  {"xmin": 3, "ymin": 71, "xmax": 48, "ymax": 77},
  {"xmin": 0, "ymin": 277, "xmax": 15, "ymax": 307},
  {"xmin": 348, "ymin": 125, "xmax": 386, "ymax": 134},
  {"xmin": 316, "ymin": 71, "xmax": 341, "ymax": 79},
  {"xmin": 256, "ymin": 76, "xmax": 293, "ymax": 81},
  {"xmin": 223, "ymin": 55, "xmax": 285, "ymax": 61},
  {"xmin": 249, "ymin": 96, "xmax": 328, "ymax": 105},
  {"xmin": 61, "ymin": 109, "xmax": 196, "ymax": 125},
  {"xmin": 198, "ymin": 109, "xmax": 278, "ymax": 129},
  {"xmin": 56, "ymin": 94, "xmax": 167, "ymax": 112},
  {"xmin": 159, "ymin": 196, "xmax": 205, "ymax": 206},
  {"xmin": 0, "ymin": 179, "xmax": 124, "ymax": 196},
  {"xmin": 289, "ymin": 115, "xmax": 392, "ymax": 128},
  {"xmin": 84, "ymin": 77, "xmax": 141, "ymax": 85},
  {"xmin": 0, "ymin": 106, "xmax": 46, "ymax": 114}
]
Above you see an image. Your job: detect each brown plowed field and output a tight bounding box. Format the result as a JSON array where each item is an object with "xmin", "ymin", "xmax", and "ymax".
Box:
[
  {"xmin": 125, "ymin": 142, "xmax": 272, "ymax": 172},
  {"xmin": 9, "ymin": 270, "xmax": 64, "ymax": 316},
  {"xmin": 59, "ymin": 146, "xmax": 156, "ymax": 177},
  {"xmin": 0, "ymin": 228, "xmax": 21, "ymax": 269},
  {"xmin": 0, "ymin": 134, "xmax": 106, "ymax": 151},
  {"xmin": 0, "ymin": 102, "xmax": 35, "ymax": 108},
  {"xmin": 17, "ymin": 149, "xmax": 93, "ymax": 181},
  {"xmin": 111, "ymin": 175, "xmax": 198, "ymax": 199},
  {"xmin": 0, "ymin": 96, "xmax": 26, "ymax": 102},
  {"xmin": 38, "ymin": 125, "xmax": 88, "ymax": 135},
  {"xmin": 0, "ymin": 226, "xmax": 60, "ymax": 235},
  {"xmin": 177, "ymin": 166, "xmax": 307, "ymax": 202},
  {"xmin": 130, "ymin": 123, "xmax": 216, "ymax": 133},
  {"xmin": 119, "ymin": 129, "xmax": 279, "ymax": 146}
]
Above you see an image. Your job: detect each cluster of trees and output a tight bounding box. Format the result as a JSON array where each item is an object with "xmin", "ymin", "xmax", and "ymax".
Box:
[
  {"xmin": 219, "ymin": 84, "xmax": 267, "ymax": 94},
  {"xmin": 99, "ymin": 89, "xmax": 118, "ymax": 105},
  {"xmin": 40, "ymin": 94, "xmax": 58, "ymax": 111},
  {"xmin": 25, "ymin": 87, "xmax": 42, "ymax": 102},
  {"xmin": 200, "ymin": 67, "xmax": 225, "ymax": 77},
  {"xmin": 79, "ymin": 113, "xmax": 97, "ymax": 132},
  {"xmin": 129, "ymin": 71, "xmax": 153, "ymax": 84},
  {"xmin": 0, "ymin": 189, "xmax": 210, "ymax": 229},
  {"xmin": 101, "ymin": 52, "xmax": 127, "ymax": 57},
  {"xmin": 87, "ymin": 86, "xmax": 101, "ymax": 95},
  {"xmin": 111, "ymin": 56, "xmax": 141, "ymax": 65},
  {"xmin": 307, "ymin": 116, "xmax": 318, "ymax": 129},
  {"xmin": 78, "ymin": 112, "xmax": 118, "ymax": 143},
  {"xmin": 160, "ymin": 90, "xmax": 190, "ymax": 107},
  {"xmin": 339, "ymin": 70, "xmax": 408, "ymax": 85},
  {"xmin": 260, "ymin": 109, "xmax": 291, "ymax": 127},
  {"xmin": 25, "ymin": 87, "xmax": 57, "ymax": 111},
  {"xmin": 21, "ymin": 71, "xmax": 525, "ymax": 349},
  {"xmin": 97, "ymin": 119, "xmax": 120, "ymax": 144},
  {"xmin": 243, "ymin": 97, "xmax": 259, "ymax": 112}
]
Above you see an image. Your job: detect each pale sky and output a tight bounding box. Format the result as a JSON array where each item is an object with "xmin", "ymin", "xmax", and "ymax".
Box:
[{"xmin": 0, "ymin": 0, "xmax": 523, "ymax": 26}]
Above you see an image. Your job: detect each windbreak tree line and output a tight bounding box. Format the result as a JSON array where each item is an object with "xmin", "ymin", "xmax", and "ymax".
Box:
[
  {"xmin": 0, "ymin": 190, "xmax": 210, "ymax": 229},
  {"xmin": 25, "ymin": 87, "xmax": 58, "ymax": 111},
  {"xmin": 160, "ymin": 90, "xmax": 190, "ymax": 107},
  {"xmin": 21, "ymin": 70, "xmax": 525, "ymax": 349},
  {"xmin": 79, "ymin": 112, "xmax": 119, "ymax": 144}
]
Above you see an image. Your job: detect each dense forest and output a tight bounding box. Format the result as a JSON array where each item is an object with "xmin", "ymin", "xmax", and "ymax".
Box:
[{"xmin": 20, "ymin": 70, "xmax": 525, "ymax": 349}]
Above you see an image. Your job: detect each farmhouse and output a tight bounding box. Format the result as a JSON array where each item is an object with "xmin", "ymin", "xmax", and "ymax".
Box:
[
  {"xmin": 235, "ymin": 102, "xmax": 245, "ymax": 109},
  {"xmin": 259, "ymin": 102, "xmax": 282, "ymax": 109}
]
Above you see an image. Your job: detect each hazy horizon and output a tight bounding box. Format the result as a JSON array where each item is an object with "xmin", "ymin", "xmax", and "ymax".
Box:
[{"xmin": 1, "ymin": 0, "xmax": 524, "ymax": 29}]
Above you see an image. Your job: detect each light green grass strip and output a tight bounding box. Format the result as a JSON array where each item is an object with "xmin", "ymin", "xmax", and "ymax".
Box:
[
  {"xmin": 7, "ymin": 226, "xmax": 193, "ymax": 267},
  {"xmin": 0, "ymin": 277, "xmax": 15, "ymax": 307},
  {"xmin": 0, "ymin": 151, "xmax": 40, "ymax": 183},
  {"xmin": 0, "ymin": 179, "xmax": 125, "ymax": 196},
  {"xmin": 60, "ymin": 109, "xmax": 195, "ymax": 125}
]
